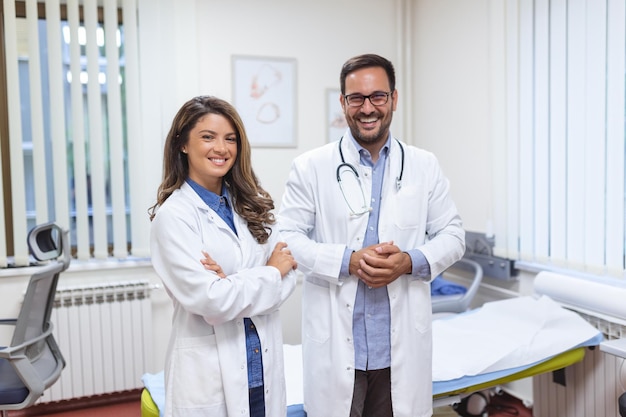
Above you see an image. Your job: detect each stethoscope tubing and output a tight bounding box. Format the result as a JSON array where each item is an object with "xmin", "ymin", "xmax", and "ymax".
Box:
[{"xmin": 336, "ymin": 136, "xmax": 405, "ymax": 190}]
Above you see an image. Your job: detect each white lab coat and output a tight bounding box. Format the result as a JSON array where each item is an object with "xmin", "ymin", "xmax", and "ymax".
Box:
[
  {"xmin": 150, "ymin": 182, "xmax": 296, "ymax": 417},
  {"xmin": 278, "ymin": 135, "xmax": 465, "ymax": 417}
]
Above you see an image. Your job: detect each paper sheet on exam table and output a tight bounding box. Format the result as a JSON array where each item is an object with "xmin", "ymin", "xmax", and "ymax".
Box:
[{"xmin": 432, "ymin": 295, "xmax": 601, "ymax": 381}]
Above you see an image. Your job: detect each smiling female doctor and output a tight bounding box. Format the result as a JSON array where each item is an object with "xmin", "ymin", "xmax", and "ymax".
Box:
[
  {"xmin": 149, "ymin": 96, "xmax": 297, "ymax": 417},
  {"xmin": 278, "ymin": 55, "xmax": 465, "ymax": 417}
]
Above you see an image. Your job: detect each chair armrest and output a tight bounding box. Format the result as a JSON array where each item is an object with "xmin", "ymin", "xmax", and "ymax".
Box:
[
  {"xmin": 456, "ymin": 258, "xmax": 483, "ymax": 310},
  {"xmin": 0, "ymin": 325, "xmax": 53, "ymax": 359},
  {"xmin": 432, "ymin": 258, "xmax": 483, "ymax": 314}
]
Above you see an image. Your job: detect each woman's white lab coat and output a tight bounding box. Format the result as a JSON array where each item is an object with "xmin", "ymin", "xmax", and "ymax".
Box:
[
  {"xmin": 151, "ymin": 183, "xmax": 296, "ymax": 417},
  {"xmin": 278, "ymin": 136, "xmax": 465, "ymax": 417}
]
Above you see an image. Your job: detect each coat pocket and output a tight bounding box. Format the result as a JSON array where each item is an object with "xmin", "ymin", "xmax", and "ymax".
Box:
[
  {"xmin": 409, "ymin": 280, "xmax": 432, "ymax": 334},
  {"xmin": 170, "ymin": 334, "xmax": 226, "ymax": 410},
  {"xmin": 302, "ymin": 280, "xmax": 331, "ymax": 344},
  {"xmin": 392, "ymin": 186, "xmax": 425, "ymax": 230}
]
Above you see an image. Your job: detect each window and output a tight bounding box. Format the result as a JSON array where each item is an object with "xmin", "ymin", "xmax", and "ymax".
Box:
[
  {"xmin": 497, "ymin": 0, "xmax": 625, "ymax": 278},
  {"xmin": 0, "ymin": 0, "xmax": 146, "ymax": 266}
]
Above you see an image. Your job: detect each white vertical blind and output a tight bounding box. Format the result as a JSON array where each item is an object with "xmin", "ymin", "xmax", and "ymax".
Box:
[
  {"xmin": 104, "ymin": 0, "xmax": 128, "ymax": 259},
  {"xmin": 45, "ymin": 0, "xmax": 71, "ymax": 232},
  {"xmin": 488, "ymin": 0, "xmax": 507, "ymax": 255},
  {"xmin": 124, "ymin": 0, "xmax": 149, "ymax": 258},
  {"xmin": 84, "ymin": 0, "xmax": 107, "ymax": 259},
  {"xmin": 548, "ymin": 0, "xmax": 568, "ymax": 267},
  {"xmin": 503, "ymin": 0, "xmax": 626, "ymax": 277},
  {"xmin": 2, "ymin": 0, "xmax": 142, "ymax": 265},
  {"xmin": 517, "ymin": 0, "xmax": 534, "ymax": 261},
  {"xmin": 3, "ymin": 0, "xmax": 29, "ymax": 265},
  {"xmin": 67, "ymin": 0, "xmax": 90, "ymax": 260},
  {"xmin": 26, "ymin": 0, "xmax": 48, "ymax": 224},
  {"xmin": 532, "ymin": 0, "xmax": 550, "ymax": 263},
  {"xmin": 503, "ymin": 0, "xmax": 520, "ymax": 261},
  {"xmin": 0, "ymin": 3, "xmax": 9, "ymax": 267},
  {"xmin": 0, "ymin": 144, "xmax": 4, "ymax": 268},
  {"xmin": 565, "ymin": 0, "xmax": 587, "ymax": 268},
  {"xmin": 606, "ymin": 0, "xmax": 626, "ymax": 275},
  {"xmin": 584, "ymin": 2, "xmax": 608, "ymax": 274},
  {"xmin": 0, "ymin": 0, "xmax": 6, "ymax": 268}
]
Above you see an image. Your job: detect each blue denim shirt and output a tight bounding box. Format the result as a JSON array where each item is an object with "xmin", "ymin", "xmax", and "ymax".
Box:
[{"xmin": 187, "ymin": 179, "xmax": 264, "ymax": 388}]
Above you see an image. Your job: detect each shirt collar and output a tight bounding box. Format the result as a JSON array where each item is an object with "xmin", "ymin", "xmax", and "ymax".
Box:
[
  {"xmin": 346, "ymin": 131, "xmax": 391, "ymax": 164},
  {"xmin": 186, "ymin": 178, "xmax": 231, "ymax": 211}
]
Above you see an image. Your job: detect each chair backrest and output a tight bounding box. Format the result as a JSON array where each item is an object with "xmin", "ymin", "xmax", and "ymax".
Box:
[
  {"xmin": 0, "ymin": 223, "xmax": 70, "ymax": 410},
  {"xmin": 12, "ymin": 223, "xmax": 70, "ymax": 348},
  {"xmin": 10, "ymin": 262, "xmax": 65, "ymax": 350}
]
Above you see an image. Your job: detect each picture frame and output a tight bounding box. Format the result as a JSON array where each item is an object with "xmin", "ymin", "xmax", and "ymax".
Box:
[
  {"xmin": 232, "ymin": 55, "xmax": 297, "ymax": 147},
  {"xmin": 326, "ymin": 88, "xmax": 346, "ymax": 142}
]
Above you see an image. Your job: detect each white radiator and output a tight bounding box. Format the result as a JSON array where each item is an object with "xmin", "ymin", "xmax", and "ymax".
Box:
[
  {"xmin": 533, "ymin": 316, "xmax": 626, "ymax": 417},
  {"xmin": 533, "ymin": 272, "xmax": 626, "ymax": 417},
  {"xmin": 42, "ymin": 280, "xmax": 153, "ymax": 402}
]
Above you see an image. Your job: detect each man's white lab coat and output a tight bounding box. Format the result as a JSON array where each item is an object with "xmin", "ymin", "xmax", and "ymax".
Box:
[{"xmin": 278, "ymin": 136, "xmax": 465, "ymax": 417}]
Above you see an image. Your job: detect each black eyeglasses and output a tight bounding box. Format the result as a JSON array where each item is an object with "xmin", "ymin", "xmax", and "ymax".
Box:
[{"xmin": 344, "ymin": 91, "xmax": 391, "ymax": 107}]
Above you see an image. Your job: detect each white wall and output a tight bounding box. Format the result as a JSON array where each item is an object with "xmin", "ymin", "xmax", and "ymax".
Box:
[
  {"xmin": 192, "ymin": 0, "xmax": 408, "ymax": 204},
  {"xmin": 136, "ymin": 0, "xmax": 499, "ymax": 225},
  {"xmin": 411, "ymin": 0, "xmax": 496, "ymax": 233}
]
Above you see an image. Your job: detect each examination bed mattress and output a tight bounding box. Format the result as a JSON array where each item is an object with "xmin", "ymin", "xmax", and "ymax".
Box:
[{"xmin": 140, "ymin": 296, "xmax": 603, "ymax": 417}]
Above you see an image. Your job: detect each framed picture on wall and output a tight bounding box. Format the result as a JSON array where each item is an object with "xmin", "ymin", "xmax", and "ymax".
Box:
[
  {"xmin": 232, "ymin": 55, "xmax": 297, "ymax": 147},
  {"xmin": 326, "ymin": 88, "xmax": 346, "ymax": 142}
]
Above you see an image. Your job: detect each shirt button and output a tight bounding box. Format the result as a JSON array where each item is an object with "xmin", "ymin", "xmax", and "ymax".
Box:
[{"xmin": 254, "ymin": 349, "xmax": 259, "ymax": 353}]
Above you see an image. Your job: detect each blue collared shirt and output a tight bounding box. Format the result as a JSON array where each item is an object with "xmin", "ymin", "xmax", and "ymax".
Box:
[
  {"xmin": 339, "ymin": 135, "xmax": 430, "ymax": 370},
  {"xmin": 187, "ymin": 179, "xmax": 264, "ymax": 388}
]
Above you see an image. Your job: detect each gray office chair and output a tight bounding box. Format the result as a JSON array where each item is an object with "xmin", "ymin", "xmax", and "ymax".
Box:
[
  {"xmin": 0, "ymin": 223, "xmax": 70, "ymax": 416},
  {"xmin": 431, "ymin": 258, "xmax": 483, "ymax": 314}
]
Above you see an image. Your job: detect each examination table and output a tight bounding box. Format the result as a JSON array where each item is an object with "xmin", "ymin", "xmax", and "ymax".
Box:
[{"xmin": 140, "ymin": 295, "xmax": 602, "ymax": 416}]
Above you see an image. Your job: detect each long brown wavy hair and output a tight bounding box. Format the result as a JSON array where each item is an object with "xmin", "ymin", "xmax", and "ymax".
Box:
[{"xmin": 148, "ymin": 95, "xmax": 275, "ymax": 244}]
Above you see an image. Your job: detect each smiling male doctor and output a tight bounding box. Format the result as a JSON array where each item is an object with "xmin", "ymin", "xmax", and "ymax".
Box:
[{"xmin": 278, "ymin": 54, "xmax": 465, "ymax": 417}]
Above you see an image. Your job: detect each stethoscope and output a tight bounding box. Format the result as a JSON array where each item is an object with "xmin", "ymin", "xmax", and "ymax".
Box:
[{"xmin": 336, "ymin": 136, "xmax": 405, "ymax": 216}]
